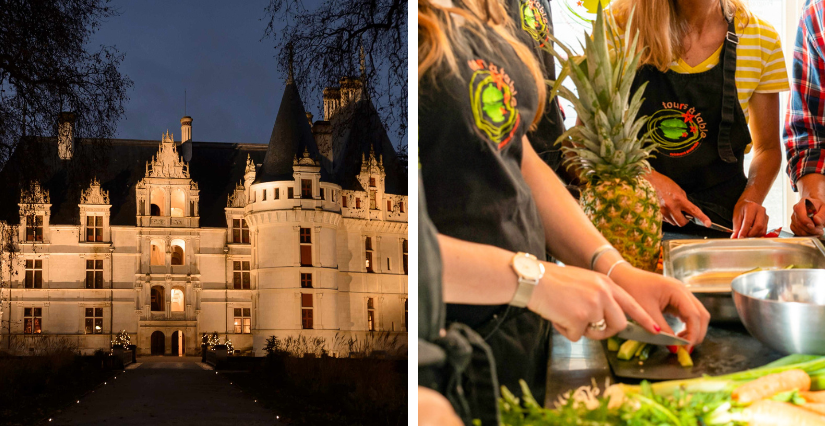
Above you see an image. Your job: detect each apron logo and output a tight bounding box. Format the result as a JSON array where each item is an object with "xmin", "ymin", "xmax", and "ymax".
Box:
[
  {"xmin": 648, "ymin": 102, "xmax": 707, "ymax": 157},
  {"xmin": 468, "ymin": 59, "xmax": 521, "ymax": 150},
  {"xmin": 559, "ymin": 0, "xmax": 613, "ymax": 28},
  {"xmin": 520, "ymin": 0, "xmax": 550, "ymax": 46}
]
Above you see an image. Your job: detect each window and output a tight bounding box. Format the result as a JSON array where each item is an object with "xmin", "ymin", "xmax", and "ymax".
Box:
[
  {"xmin": 403, "ymin": 239, "xmax": 408, "ymax": 275},
  {"xmin": 85, "ymin": 259, "xmax": 103, "ymax": 289},
  {"xmin": 85, "ymin": 308, "xmax": 103, "ymax": 334},
  {"xmin": 171, "ymin": 240, "xmax": 185, "ymax": 266},
  {"xmin": 370, "ymin": 190, "xmax": 377, "ymax": 209},
  {"xmin": 356, "ymin": 198, "xmax": 361, "ymax": 209},
  {"xmin": 23, "ymin": 308, "xmax": 42, "ymax": 334},
  {"xmin": 171, "ymin": 288, "xmax": 184, "ymax": 312},
  {"xmin": 369, "ymin": 177, "xmax": 376, "ymax": 187},
  {"xmin": 320, "ymin": 188, "xmax": 325, "ymax": 200},
  {"xmin": 190, "ymin": 201, "xmax": 195, "ymax": 217},
  {"xmin": 367, "ymin": 298, "xmax": 375, "ymax": 331},
  {"xmin": 301, "ymin": 294, "xmax": 313, "ymax": 329},
  {"xmin": 342, "ymin": 196, "xmax": 348, "ymax": 208},
  {"xmin": 150, "ymin": 241, "xmax": 164, "ymax": 266},
  {"xmin": 300, "ymin": 228, "xmax": 312, "ymax": 266},
  {"xmin": 150, "ymin": 189, "xmax": 164, "ymax": 216},
  {"xmin": 151, "ymin": 286, "xmax": 164, "ymax": 311},
  {"xmin": 387, "ymin": 257, "xmax": 391, "ymax": 270},
  {"xmin": 233, "ymin": 261, "xmax": 251, "ymax": 289},
  {"xmin": 387, "ymin": 200, "xmax": 392, "ymax": 211},
  {"xmin": 301, "ymin": 273, "xmax": 312, "ymax": 288},
  {"xmin": 301, "ymin": 179, "xmax": 312, "ymax": 198},
  {"xmin": 365, "ymin": 237, "xmax": 374, "ymax": 273},
  {"xmin": 234, "ymin": 308, "xmax": 251, "ymax": 334},
  {"xmin": 25, "ymin": 260, "xmax": 42, "ymax": 288},
  {"xmin": 275, "ymin": 188, "xmax": 280, "ymax": 199},
  {"xmin": 171, "ymin": 189, "xmax": 185, "ymax": 217},
  {"xmin": 262, "ymin": 189, "xmax": 267, "ymax": 201},
  {"xmin": 400, "ymin": 201, "xmax": 405, "ymax": 213},
  {"xmin": 86, "ymin": 216, "xmax": 103, "ymax": 242},
  {"xmin": 25, "ymin": 215, "xmax": 43, "ymax": 242},
  {"xmin": 288, "ymin": 187, "xmax": 294, "ymax": 199},
  {"xmin": 232, "ymin": 219, "xmax": 249, "ymax": 244},
  {"xmin": 139, "ymin": 200, "xmax": 145, "ymax": 216}
]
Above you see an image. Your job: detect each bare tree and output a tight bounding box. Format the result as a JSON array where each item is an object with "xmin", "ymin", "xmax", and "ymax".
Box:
[
  {"xmin": 0, "ymin": 0, "xmax": 132, "ymax": 170},
  {"xmin": 263, "ymin": 0, "xmax": 407, "ymax": 144}
]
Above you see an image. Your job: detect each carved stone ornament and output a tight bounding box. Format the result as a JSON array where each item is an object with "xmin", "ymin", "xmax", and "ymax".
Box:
[
  {"xmin": 21, "ymin": 181, "xmax": 50, "ymax": 205},
  {"xmin": 245, "ymin": 154, "xmax": 256, "ymax": 175},
  {"xmin": 226, "ymin": 181, "xmax": 246, "ymax": 208},
  {"xmin": 294, "ymin": 147, "xmax": 318, "ymax": 166},
  {"xmin": 80, "ymin": 178, "xmax": 110, "ymax": 205},
  {"xmin": 146, "ymin": 131, "xmax": 190, "ymax": 179}
]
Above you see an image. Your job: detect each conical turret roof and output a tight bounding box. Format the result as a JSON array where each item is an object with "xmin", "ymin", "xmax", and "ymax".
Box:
[{"xmin": 256, "ymin": 66, "xmax": 322, "ymax": 183}]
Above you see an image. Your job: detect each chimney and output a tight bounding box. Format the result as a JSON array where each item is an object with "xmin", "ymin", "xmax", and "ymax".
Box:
[
  {"xmin": 58, "ymin": 112, "xmax": 76, "ymax": 160},
  {"xmin": 180, "ymin": 116, "xmax": 193, "ymax": 162}
]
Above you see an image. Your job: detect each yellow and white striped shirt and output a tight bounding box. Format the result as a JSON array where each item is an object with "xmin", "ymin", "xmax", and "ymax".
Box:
[{"xmin": 606, "ymin": 8, "xmax": 790, "ymax": 122}]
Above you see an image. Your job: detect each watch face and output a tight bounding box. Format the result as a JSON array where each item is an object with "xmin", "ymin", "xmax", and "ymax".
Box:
[{"xmin": 514, "ymin": 255, "xmax": 543, "ymax": 280}]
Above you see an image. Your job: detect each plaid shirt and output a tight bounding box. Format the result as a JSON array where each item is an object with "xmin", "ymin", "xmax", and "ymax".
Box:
[{"xmin": 786, "ymin": 0, "xmax": 825, "ymax": 190}]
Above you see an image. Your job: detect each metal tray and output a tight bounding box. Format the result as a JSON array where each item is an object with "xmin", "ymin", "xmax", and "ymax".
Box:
[{"xmin": 664, "ymin": 237, "xmax": 825, "ymax": 293}]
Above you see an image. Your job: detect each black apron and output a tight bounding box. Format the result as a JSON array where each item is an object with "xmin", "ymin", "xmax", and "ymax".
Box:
[
  {"xmin": 420, "ymin": 17, "xmax": 553, "ymax": 410},
  {"xmin": 507, "ymin": 0, "xmax": 566, "ymax": 175},
  {"xmin": 631, "ymin": 14, "xmax": 751, "ymax": 232}
]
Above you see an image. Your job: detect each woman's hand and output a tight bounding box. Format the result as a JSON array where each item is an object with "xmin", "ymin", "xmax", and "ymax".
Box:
[
  {"xmin": 527, "ymin": 263, "xmax": 660, "ymax": 342},
  {"xmin": 732, "ymin": 197, "xmax": 769, "ymax": 238},
  {"xmin": 419, "ymin": 387, "xmax": 463, "ymax": 426},
  {"xmin": 608, "ymin": 263, "xmax": 710, "ymax": 348},
  {"xmin": 645, "ymin": 170, "xmax": 711, "ymax": 227}
]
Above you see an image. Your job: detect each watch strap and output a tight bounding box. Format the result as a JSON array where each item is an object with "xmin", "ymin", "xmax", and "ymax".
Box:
[{"xmin": 510, "ymin": 276, "xmax": 538, "ymax": 308}]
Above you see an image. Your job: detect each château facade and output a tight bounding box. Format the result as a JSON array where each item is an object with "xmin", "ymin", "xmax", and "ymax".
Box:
[{"xmin": 0, "ymin": 69, "xmax": 408, "ymax": 356}]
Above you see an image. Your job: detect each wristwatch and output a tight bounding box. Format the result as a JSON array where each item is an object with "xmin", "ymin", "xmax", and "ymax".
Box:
[{"xmin": 509, "ymin": 252, "xmax": 545, "ymax": 308}]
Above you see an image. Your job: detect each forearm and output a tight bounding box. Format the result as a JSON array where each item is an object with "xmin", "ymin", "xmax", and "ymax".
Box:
[
  {"xmin": 520, "ymin": 136, "xmax": 622, "ymax": 272},
  {"xmin": 438, "ymin": 234, "xmax": 520, "ymax": 305},
  {"xmin": 742, "ymin": 145, "xmax": 781, "ymax": 204},
  {"xmin": 798, "ymin": 173, "xmax": 825, "ymax": 200}
]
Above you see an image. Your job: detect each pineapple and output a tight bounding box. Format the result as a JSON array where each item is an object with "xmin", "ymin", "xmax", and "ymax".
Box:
[{"xmin": 543, "ymin": 6, "xmax": 662, "ymax": 271}]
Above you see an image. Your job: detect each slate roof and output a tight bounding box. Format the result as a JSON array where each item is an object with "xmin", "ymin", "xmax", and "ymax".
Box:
[
  {"xmin": 256, "ymin": 79, "xmax": 325, "ymax": 183},
  {"xmin": 0, "ymin": 138, "xmax": 267, "ymax": 228}
]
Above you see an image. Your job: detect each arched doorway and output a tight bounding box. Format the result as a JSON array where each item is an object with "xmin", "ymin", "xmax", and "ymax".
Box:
[
  {"xmin": 151, "ymin": 331, "xmax": 165, "ymax": 355},
  {"xmin": 171, "ymin": 330, "xmax": 185, "ymax": 356}
]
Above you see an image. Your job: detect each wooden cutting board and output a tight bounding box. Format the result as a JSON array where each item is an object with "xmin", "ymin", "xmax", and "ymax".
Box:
[{"xmin": 603, "ymin": 324, "xmax": 784, "ymax": 381}]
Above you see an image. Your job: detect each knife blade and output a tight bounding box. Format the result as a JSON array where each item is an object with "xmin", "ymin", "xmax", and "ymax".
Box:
[
  {"xmin": 684, "ymin": 214, "xmax": 733, "ymax": 234},
  {"xmin": 616, "ymin": 322, "xmax": 689, "ymax": 346}
]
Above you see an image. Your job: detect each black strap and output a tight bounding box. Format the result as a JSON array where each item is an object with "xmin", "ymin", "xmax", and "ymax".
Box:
[{"xmin": 717, "ymin": 11, "xmax": 739, "ymax": 163}]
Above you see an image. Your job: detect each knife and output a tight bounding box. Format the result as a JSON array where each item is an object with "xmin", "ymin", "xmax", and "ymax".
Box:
[
  {"xmin": 684, "ymin": 214, "xmax": 734, "ymax": 234},
  {"xmin": 617, "ymin": 322, "xmax": 689, "ymax": 346}
]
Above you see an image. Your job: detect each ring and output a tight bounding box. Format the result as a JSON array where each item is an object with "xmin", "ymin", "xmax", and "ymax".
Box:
[{"xmin": 588, "ymin": 319, "xmax": 607, "ymax": 331}]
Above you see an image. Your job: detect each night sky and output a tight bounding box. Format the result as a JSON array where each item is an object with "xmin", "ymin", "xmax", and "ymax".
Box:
[{"xmin": 89, "ymin": 0, "xmax": 331, "ymax": 146}]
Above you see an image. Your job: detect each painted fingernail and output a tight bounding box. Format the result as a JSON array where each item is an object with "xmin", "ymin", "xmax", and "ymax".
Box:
[
  {"xmin": 667, "ymin": 345, "xmax": 678, "ymax": 354},
  {"xmin": 653, "ymin": 324, "xmax": 661, "ymax": 333}
]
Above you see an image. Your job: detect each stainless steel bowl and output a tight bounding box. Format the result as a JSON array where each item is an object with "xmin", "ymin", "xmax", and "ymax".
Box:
[{"xmin": 732, "ymin": 269, "xmax": 825, "ymax": 354}]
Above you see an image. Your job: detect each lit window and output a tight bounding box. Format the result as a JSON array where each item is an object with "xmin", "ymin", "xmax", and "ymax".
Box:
[
  {"xmin": 86, "ymin": 216, "xmax": 103, "ymax": 242},
  {"xmin": 367, "ymin": 298, "xmax": 375, "ymax": 331},
  {"xmin": 85, "ymin": 308, "xmax": 103, "ymax": 334},
  {"xmin": 232, "ymin": 219, "xmax": 249, "ymax": 244},
  {"xmin": 301, "ymin": 294, "xmax": 313, "ymax": 329},
  {"xmin": 234, "ymin": 308, "xmax": 251, "ymax": 334},
  {"xmin": 301, "ymin": 273, "xmax": 312, "ymax": 288},
  {"xmin": 25, "ymin": 260, "xmax": 42, "ymax": 288},
  {"xmin": 171, "ymin": 288, "xmax": 184, "ymax": 312},
  {"xmin": 171, "ymin": 239, "xmax": 185, "ymax": 265},
  {"xmin": 301, "ymin": 179, "xmax": 312, "ymax": 198},
  {"xmin": 300, "ymin": 228, "xmax": 312, "ymax": 267},
  {"xmin": 365, "ymin": 237, "xmax": 374, "ymax": 273},
  {"xmin": 26, "ymin": 215, "xmax": 43, "ymax": 242},
  {"xmin": 171, "ymin": 189, "xmax": 185, "ymax": 217},
  {"xmin": 24, "ymin": 308, "xmax": 42, "ymax": 334},
  {"xmin": 150, "ymin": 189, "xmax": 164, "ymax": 216},
  {"xmin": 150, "ymin": 241, "xmax": 164, "ymax": 266},
  {"xmin": 233, "ymin": 261, "xmax": 251, "ymax": 289},
  {"xmin": 85, "ymin": 259, "xmax": 103, "ymax": 289}
]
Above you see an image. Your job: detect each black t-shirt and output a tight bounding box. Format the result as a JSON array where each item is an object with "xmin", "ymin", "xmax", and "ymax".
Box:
[
  {"xmin": 420, "ymin": 22, "xmax": 547, "ymax": 327},
  {"xmin": 506, "ymin": 0, "xmax": 566, "ymax": 173}
]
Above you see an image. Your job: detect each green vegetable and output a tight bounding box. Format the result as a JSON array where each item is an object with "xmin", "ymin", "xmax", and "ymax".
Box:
[
  {"xmin": 638, "ymin": 344, "xmax": 654, "ymax": 361},
  {"xmin": 784, "ymin": 264, "xmax": 796, "ymax": 269},
  {"xmin": 634, "ymin": 342, "xmax": 648, "ymax": 358},
  {"xmin": 618, "ymin": 340, "xmax": 643, "ymax": 360},
  {"xmin": 606, "ymin": 336, "xmax": 621, "ymax": 352},
  {"xmin": 771, "ymin": 389, "xmax": 806, "ymax": 405}
]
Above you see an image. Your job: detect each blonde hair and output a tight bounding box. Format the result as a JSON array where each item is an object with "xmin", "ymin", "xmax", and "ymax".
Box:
[
  {"xmin": 418, "ymin": 0, "xmax": 546, "ymax": 129},
  {"xmin": 609, "ymin": 0, "xmax": 750, "ymax": 72}
]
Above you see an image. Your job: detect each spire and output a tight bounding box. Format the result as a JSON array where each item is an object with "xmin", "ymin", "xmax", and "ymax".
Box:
[{"xmin": 286, "ymin": 42, "xmax": 295, "ymax": 85}]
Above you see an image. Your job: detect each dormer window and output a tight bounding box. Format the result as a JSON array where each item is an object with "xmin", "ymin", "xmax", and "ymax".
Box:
[
  {"xmin": 301, "ymin": 179, "xmax": 312, "ymax": 198},
  {"xmin": 86, "ymin": 216, "xmax": 103, "ymax": 242},
  {"xmin": 171, "ymin": 189, "xmax": 185, "ymax": 217},
  {"xmin": 26, "ymin": 216, "xmax": 43, "ymax": 242},
  {"xmin": 150, "ymin": 189, "xmax": 164, "ymax": 216},
  {"xmin": 370, "ymin": 190, "xmax": 377, "ymax": 209},
  {"xmin": 232, "ymin": 219, "xmax": 249, "ymax": 244},
  {"xmin": 369, "ymin": 177, "xmax": 376, "ymax": 187}
]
